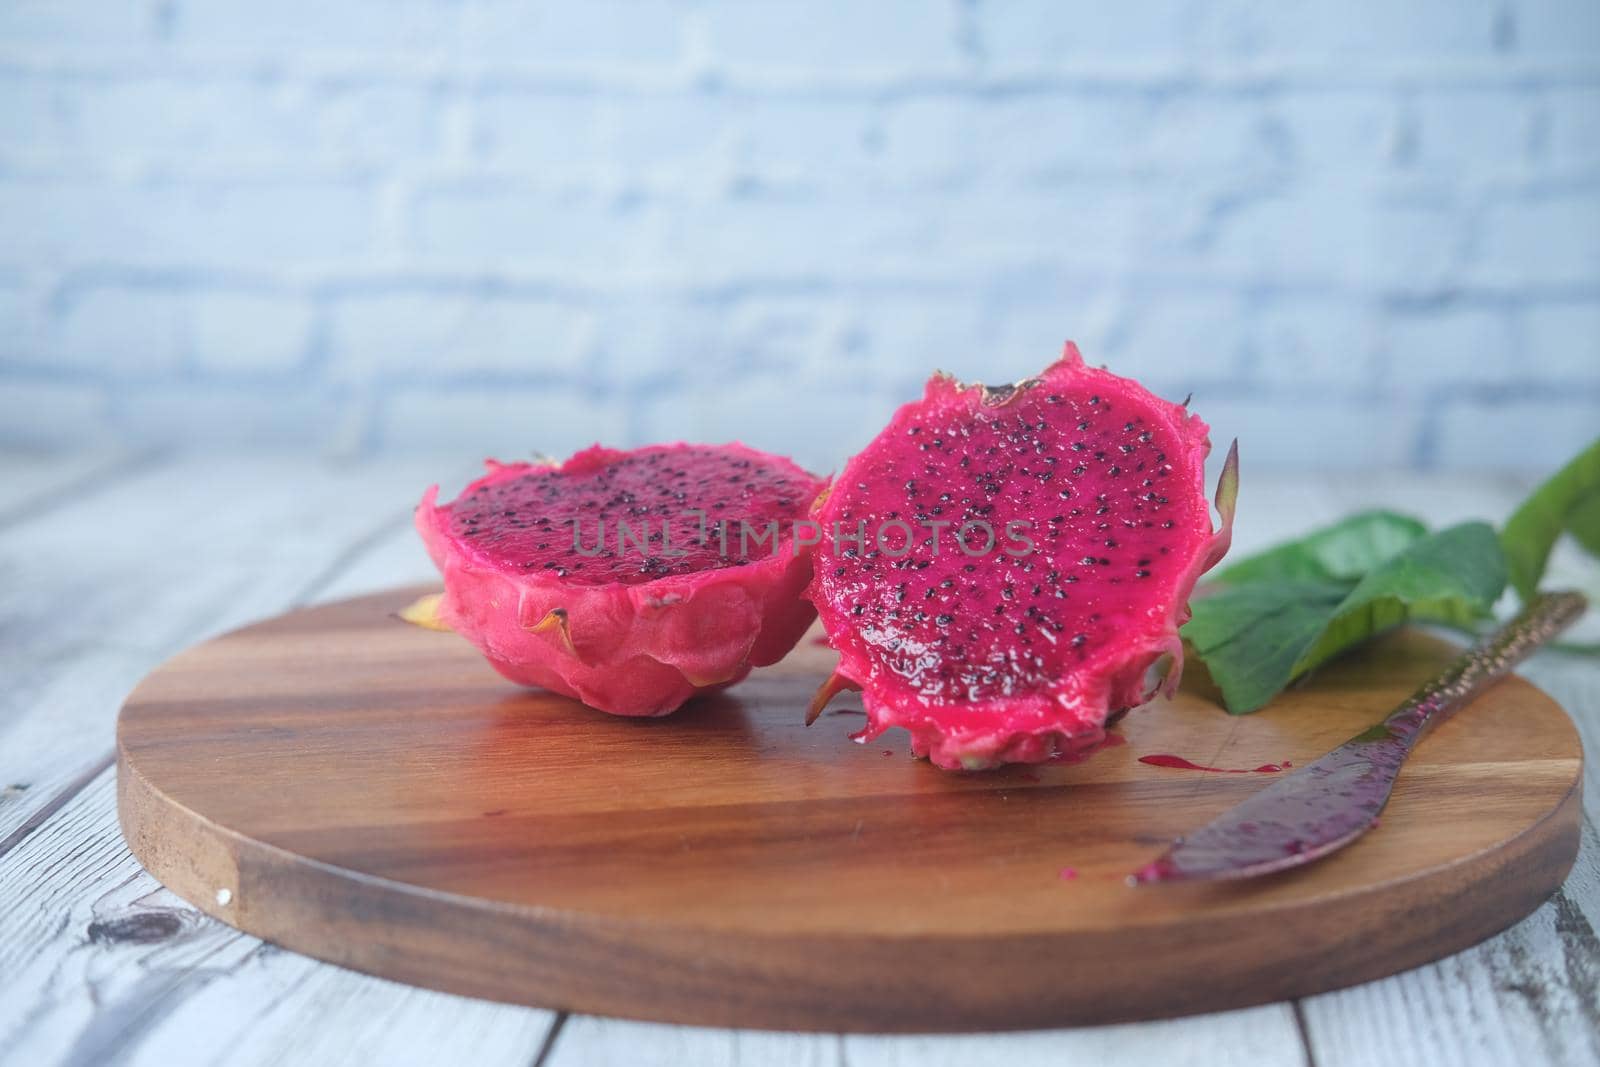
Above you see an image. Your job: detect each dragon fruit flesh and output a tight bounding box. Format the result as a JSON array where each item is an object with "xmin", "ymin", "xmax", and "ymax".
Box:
[
  {"xmin": 411, "ymin": 443, "xmax": 826, "ymax": 716},
  {"xmin": 808, "ymin": 344, "xmax": 1239, "ymax": 770}
]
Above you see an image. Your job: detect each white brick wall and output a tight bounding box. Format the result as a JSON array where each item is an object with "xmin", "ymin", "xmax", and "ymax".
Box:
[{"xmin": 0, "ymin": 0, "xmax": 1596, "ymax": 475}]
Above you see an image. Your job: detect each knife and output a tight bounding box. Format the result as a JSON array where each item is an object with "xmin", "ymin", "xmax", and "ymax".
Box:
[{"xmin": 1130, "ymin": 590, "xmax": 1588, "ymax": 885}]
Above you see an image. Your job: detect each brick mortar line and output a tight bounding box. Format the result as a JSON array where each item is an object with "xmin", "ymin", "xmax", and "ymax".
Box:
[{"xmin": 2, "ymin": 53, "xmax": 1600, "ymax": 93}]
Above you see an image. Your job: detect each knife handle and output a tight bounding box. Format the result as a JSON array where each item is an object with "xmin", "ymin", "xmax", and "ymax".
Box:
[{"xmin": 1386, "ymin": 591, "xmax": 1588, "ymax": 739}]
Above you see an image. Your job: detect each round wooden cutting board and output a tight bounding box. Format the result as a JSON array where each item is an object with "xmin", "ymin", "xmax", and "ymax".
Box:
[{"xmin": 117, "ymin": 586, "xmax": 1583, "ymax": 1032}]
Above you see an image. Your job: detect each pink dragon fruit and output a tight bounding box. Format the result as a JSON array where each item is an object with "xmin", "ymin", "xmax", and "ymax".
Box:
[
  {"xmin": 807, "ymin": 344, "xmax": 1239, "ymax": 770},
  {"xmin": 409, "ymin": 443, "xmax": 825, "ymax": 716}
]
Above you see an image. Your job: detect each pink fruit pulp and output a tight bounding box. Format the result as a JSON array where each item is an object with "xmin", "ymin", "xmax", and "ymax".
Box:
[
  {"xmin": 416, "ymin": 442, "xmax": 825, "ymax": 716},
  {"xmin": 808, "ymin": 344, "xmax": 1238, "ymax": 769}
]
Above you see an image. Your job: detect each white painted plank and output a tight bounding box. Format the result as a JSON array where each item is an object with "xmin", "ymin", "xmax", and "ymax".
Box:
[
  {"xmin": 0, "ymin": 449, "xmax": 146, "ymax": 527},
  {"xmin": 545, "ymin": 1006, "xmax": 1309, "ymax": 1067},
  {"xmin": 1524, "ymin": 655, "xmax": 1600, "ymax": 919},
  {"xmin": 304, "ymin": 459, "xmax": 489, "ymax": 603},
  {"xmin": 842, "ymin": 1009, "xmax": 1310, "ymax": 1067},
  {"xmin": 0, "ymin": 454, "xmax": 443, "ymax": 844},
  {"xmin": 0, "ymin": 453, "xmax": 554, "ymax": 1067},
  {"xmin": 544, "ymin": 1020, "xmax": 840, "ymax": 1067},
  {"xmin": 1313, "ymin": 471, "xmax": 1532, "ymax": 527},
  {"xmin": 1, "ymin": 454, "xmax": 556, "ymax": 1062},
  {"xmin": 313, "ymin": 521, "xmax": 437, "ymax": 603},
  {"xmin": 1298, "ymin": 891, "xmax": 1600, "ymax": 1067},
  {"xmin": 0, "ymin": 772, "xmax": 554, "ymax": 1067}
]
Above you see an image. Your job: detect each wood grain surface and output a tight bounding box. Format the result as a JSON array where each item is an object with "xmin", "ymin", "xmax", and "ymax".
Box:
[{"xmin": 115, "ymin": 584, "xmax": 1583, "ymax": 1033}]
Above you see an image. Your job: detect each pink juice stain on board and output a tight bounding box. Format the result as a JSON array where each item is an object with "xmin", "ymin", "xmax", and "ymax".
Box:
[
  {"xmin": 1138, "ymin": 754, "xmax": 1293, "ymax": 774},
  {"xmin": 1058, "ymin": 867, "xmax": 1078, "ymax": 881}
]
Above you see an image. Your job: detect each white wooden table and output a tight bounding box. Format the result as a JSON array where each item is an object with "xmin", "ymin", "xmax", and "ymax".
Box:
[{"xmin": 2, "ymin": 451, "xmax": 1596, "ymax": 1067}]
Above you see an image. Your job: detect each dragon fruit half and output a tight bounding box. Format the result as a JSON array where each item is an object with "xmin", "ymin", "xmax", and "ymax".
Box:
[
  {"xmin": 808, "ymin": 344, "xmax": 1239, "ymax": 770},
  {"xmin": 411, "ymin": 443, "xmax": 825, "ymax": 716}
]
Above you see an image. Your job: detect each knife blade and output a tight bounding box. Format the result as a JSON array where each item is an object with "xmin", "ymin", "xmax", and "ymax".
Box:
[{"xmin": 1130, "ymin": 590, "xmax": 1587, "ymax": 885}]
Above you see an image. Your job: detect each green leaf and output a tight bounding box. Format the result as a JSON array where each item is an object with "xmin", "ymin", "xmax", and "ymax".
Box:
[
  {"xmin": 1183, "ymin": 581, "xmax": 1352, "ymax": 713},
  {"xmin": 1292, "ymin": 522, "xmax": 1507, "ymax": 672},
  {"xmin": 1213, "ymin": 510, "xmax": 1429, "ymax": 585},
  {"xmin": 1571, "ymin": 492, "xmax": 1600, "ymax": 558},
  {"xmin": 1184, "ymin": 522, "xmax": 1507, "ymax": 713},
  {"xmin": 1501, "ymin": 437, "xmax": 1600, "ymax": 600}
]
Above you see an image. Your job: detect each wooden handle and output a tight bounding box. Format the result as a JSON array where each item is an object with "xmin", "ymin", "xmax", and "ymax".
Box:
[{"xmin": 1389, "ymin": 591, "xmax": 1588, "ymax": 736}]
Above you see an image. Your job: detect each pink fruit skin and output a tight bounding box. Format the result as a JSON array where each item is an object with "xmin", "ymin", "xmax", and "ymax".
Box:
[
  {"xmin": 417, "ymin": 443, "xmax": 823, "ymax": 717},
  {"xmin": 809, "ymin": 344, "xmax": 1238, "ymax": 770}
]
